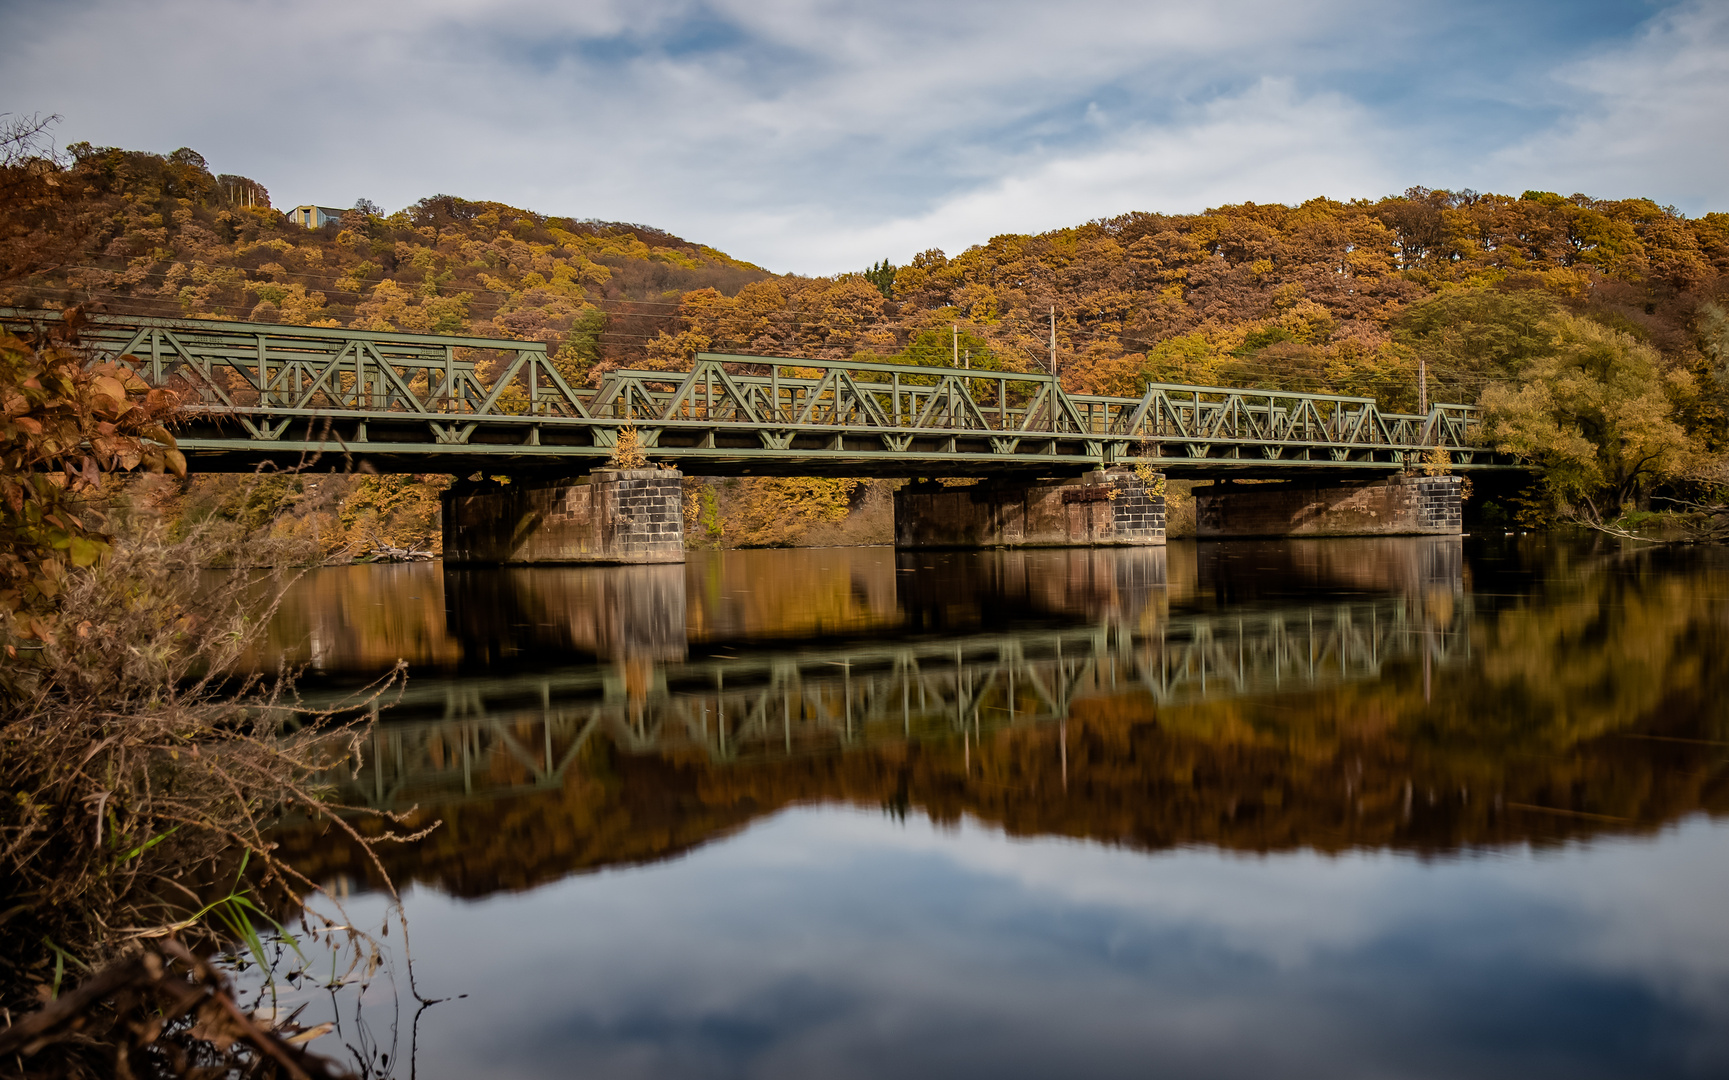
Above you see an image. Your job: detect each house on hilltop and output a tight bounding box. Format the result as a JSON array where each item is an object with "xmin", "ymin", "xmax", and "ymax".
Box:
[{"xmin": 288, "ymin": 205, "xmax": 346, "ymax": 228}]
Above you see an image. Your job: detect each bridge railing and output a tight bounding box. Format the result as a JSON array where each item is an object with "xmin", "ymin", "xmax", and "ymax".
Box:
[{"xmin": 603, "ymin": 353, "xmax": 1479, "ymax": 452}]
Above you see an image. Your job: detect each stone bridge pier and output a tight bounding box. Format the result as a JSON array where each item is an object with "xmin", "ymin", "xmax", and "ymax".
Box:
[
  {"xmin": 442, "ymin": 468, "xmax": 686, "ymax": 565},
  {"xmin": 438, "ymin": 468, "xmax": 1464, "ymax": 565},
  {"xmin": 1195, "ymin": 475, "xmax": 1463, "ymax": 538},
  {"xmin": 894, "ymin": 467, "xmax": 1166, "ymax": 549}
]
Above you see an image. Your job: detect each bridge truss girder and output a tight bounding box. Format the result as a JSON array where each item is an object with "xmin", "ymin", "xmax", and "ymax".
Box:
[{"xmin": 2, "ymin": 310, "xmax": 1520, "ymax": 478}]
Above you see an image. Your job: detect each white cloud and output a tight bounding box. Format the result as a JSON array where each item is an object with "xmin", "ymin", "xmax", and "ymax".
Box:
[
  {"xmin": 1484, "ymin": 0, "xmax": 1729, "ymax": 209},
  {"xmin": 0, "ymin": 0, "xmax": 1382, "ymax": 266},
  {"xmin": 738, "ymin": 79, "xmax": 1402, "ymax": 272}
]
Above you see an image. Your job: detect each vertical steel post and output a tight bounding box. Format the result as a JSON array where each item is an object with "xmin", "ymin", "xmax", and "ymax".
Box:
[{"xmin": 1049, "ymin": 307, "xmax": 1058, "ymax": 433}]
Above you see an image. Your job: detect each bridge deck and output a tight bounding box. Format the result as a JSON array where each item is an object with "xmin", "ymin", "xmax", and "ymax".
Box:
[{"xmin": 3, "ymin": 309, "xmax": 1519, "ymax": 477}]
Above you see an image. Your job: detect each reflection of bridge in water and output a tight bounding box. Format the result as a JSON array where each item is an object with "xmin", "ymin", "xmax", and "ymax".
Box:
[
  {"xmin": 336, "ymin": 593, "xmax": 1467, "ymax": 812},
  {"xmin": 270, "ymin": 540, "xmax": 1729, "ymax": 891}
]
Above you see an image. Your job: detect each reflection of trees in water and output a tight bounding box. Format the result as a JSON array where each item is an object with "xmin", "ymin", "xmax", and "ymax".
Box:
[
  {"xmin": 1447, "ymin": 556, "xmax": 1729, "ymax": 752},
  {"xmin": 244, "ymin": 562, "xmax": 461, "ymax": 673},
  {"xmin": 275, "ymin": 546, "xmax": 1729, "ymax": 898}
]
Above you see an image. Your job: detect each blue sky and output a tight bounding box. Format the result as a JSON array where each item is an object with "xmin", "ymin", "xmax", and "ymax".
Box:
[{"xmin": 3, "ymin": 0, "xmax": 1724, "ymax": 273}]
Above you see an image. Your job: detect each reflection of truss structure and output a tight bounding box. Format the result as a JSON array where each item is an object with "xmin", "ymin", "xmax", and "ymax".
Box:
[
  {"xmin": 2, "ymin": 309, "xmax": 1510, "ymax": 477},
  {"xmin": 326, "ymin": 599, "xmax": 1469, "ymax": 810}
]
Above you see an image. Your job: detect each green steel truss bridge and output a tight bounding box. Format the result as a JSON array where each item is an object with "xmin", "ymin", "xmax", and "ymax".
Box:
[{"xmin": 5, "ymin": 308, "xmax": 1515, "ymax": 478}]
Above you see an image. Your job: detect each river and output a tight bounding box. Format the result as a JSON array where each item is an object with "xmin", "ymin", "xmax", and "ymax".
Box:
[{"xmin": 254, "ymin": 537, "xmax": 1729, "ymax": 1079}]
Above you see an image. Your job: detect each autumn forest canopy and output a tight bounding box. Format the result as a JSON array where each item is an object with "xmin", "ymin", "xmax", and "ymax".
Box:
[{"xmin": 6, "ymin": 126, "xmax": 1729, "ymax": 523}]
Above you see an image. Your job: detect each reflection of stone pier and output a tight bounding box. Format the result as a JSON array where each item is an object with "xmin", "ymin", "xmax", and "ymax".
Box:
[
  {"xmin": 1189, "ymin": 536, "xmax": 1465, "ymax": 606},
  {"xmin": 445, "ymin": 548, "xmax": 1178, "ymax": 667},
  {"xmin": 445, "ymin": 564, "xmax": 688, "ymax": 664},
  {"xmin": 897, "ymin": 547, "xmax": 1168, "ymax": 632}
]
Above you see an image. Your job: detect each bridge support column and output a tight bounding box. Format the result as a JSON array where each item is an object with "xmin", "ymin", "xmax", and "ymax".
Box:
[
  {"xmin": 441, "ymin": 468, "xmax": 685, "ymax": 564},
  {"xmin": 895, "ymin": 467, "xmax": 1166, "ymax": 549},
  {"xmin": 1195, "ymin": 474, "xmax": 1462, "ymax": 538}
]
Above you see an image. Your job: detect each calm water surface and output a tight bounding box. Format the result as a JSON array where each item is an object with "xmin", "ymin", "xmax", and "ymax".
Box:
[{"xmin": 259, "ymin": 538, "xmax": 1729, "ymax": 1079}]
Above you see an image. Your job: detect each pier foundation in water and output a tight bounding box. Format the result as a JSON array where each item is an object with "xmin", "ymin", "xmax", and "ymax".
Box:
[
  {"xmin": 1195, "ymin": 474, "xmax": 1463, "ymax": 538},
  {"xmin": 441, "ymin": 468, "xmax": 686, "ymax": 565},
  {"xmin": 894, "ymin": 467, "xmax": 1166, "ymax": 549}
]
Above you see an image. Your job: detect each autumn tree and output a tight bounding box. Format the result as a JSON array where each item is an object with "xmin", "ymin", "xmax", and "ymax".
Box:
[
  {"xmin": 1480, "ymin": 313, "xmax": 1701, "ymax": 517},
  {"xmin": 1394, "ymin": 289, "xmax": 1562, "ymax": 407},
  {"xmin": 0, "ymin": 316, "xmax": 184, "ymax": 652}
]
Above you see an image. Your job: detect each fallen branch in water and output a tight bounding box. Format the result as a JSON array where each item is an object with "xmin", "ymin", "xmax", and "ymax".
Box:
[
  {"xmin": 0, "ymin": 940, "xmax": 355, "ymax": 1079},
  {"xmin": 358, "ymin": 544, "xmax": 435, "ymax": 563},
  {"xmin": 1566, "ymin": 493, "xmax": 1729, "ymax": 545},
  {"xmin": 356, "ymin": 525, "xmax": 436, "ymax": 562}
]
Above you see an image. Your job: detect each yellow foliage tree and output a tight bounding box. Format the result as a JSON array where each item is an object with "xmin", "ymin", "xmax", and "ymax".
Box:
[{"xmin": 1481, "ymin": 313, "xmax": 1703, "ymax": 516}]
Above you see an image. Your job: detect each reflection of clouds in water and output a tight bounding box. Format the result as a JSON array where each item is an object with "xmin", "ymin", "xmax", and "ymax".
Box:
[
  {"xmin": 358, "ymin": 807, "xmax": 1729, "ymax": 1080},
  {"xmin": 1496, "ymin": 827, "xmax": 1729, "ymax": 1012}
]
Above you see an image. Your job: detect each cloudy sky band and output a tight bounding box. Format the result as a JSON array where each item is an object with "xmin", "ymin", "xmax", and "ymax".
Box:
[{"xmin": 2, "ymin": 0, "xmax": 1721, "ymax": 273}]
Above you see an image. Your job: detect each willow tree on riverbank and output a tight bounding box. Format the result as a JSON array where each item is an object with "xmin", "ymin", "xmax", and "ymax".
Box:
[{"xmin": 1480, "ymin": 311, "xmax": 1705, "ymax": 522}]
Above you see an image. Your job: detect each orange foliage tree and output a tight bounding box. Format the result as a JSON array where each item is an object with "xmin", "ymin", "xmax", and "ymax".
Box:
[{"xmin": 0, "ymin": 313, "xmax": 182, "ymax": 647}]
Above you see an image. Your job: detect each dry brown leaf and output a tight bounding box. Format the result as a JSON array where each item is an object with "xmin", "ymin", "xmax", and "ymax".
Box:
[{"xmin": 282, "ymin": 1022, "xmax": 335, "ymax": 1047}]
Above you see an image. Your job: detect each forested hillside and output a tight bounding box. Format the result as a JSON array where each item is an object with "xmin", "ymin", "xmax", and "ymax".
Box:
[
  {"xmin": 6, "ymin": 130, "xmax": 1729, "ymax": 548},
  {"xmin": 0, "ymin": 136, "xmax": 777, "ymax": 556}
]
